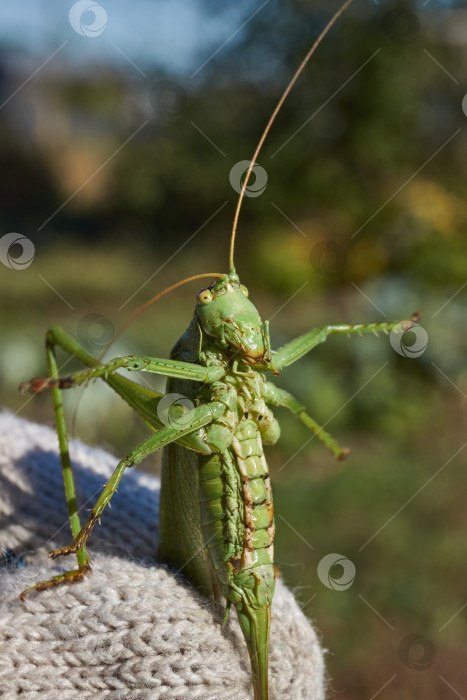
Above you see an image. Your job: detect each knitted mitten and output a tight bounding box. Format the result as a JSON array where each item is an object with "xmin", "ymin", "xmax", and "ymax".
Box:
[{"xmin": 0, "ymin": 411, "xmax": 326, "ymax": 699}]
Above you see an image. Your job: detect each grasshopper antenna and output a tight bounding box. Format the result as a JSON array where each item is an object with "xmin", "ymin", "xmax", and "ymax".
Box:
[
  {"xmin": 229, "ymin": 0, "xmax": 355, "ymax": 273},
  {"xmin": 70, "ymin": 272, "xmax": 225, "ymax": 439},
  {"xmin": 99, "ymin": 272, "xmax": 225, "ymax": 358}
]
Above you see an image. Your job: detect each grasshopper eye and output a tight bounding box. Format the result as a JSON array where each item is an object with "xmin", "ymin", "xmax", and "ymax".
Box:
[
  {"xmin": 198, "ymin": 289, "xmax": 213, "ymax": 305},
  {"xmin": 240, "ymin": 284, "xmax": 249, "ymax": 297}
]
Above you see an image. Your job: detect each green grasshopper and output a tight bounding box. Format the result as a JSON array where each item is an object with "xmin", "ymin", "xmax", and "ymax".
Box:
[{"xmin": 18, "ymin": 1, "xmax": 419, "ymax": 698}]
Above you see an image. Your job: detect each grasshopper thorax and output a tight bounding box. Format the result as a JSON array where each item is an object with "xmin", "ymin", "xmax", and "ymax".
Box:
[{"xmin": 196, "ymin": 272, "xmax": 266, "ymax": 364}]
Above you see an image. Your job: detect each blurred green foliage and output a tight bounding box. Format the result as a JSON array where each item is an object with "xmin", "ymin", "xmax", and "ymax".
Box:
[{"xmin": 1, "ymin": 1, "xmax": 467, "ymax": 696}]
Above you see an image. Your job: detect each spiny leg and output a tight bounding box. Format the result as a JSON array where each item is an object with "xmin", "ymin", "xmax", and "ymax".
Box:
[
  {"xmin": 263, "ymin": 383, "xmax": 349, "ymax": 460},
  {"xmin": 273, "ymin": 312, "xmax": 420, "ymax": 370},
  {"xmin": 47, "ymin": 401, "xmax": 221, "ymax": 561},
  {"xmin": 20, "ymin": 332, "xmax": 92, "ymax": 600},
  {"xmin": 19, "ymin": 344, "xmax": 224, "ymax": 396},
  {"xmin": 19, "ymin": 327, "xmax": 225, "ymax": 599},
  {"xmin": 24, "ymin": 327, "xmax": 174, "ymax": 429},
  {"xmin": 20, "ymin": 327, "xmax": 164, "ymax": 600}
]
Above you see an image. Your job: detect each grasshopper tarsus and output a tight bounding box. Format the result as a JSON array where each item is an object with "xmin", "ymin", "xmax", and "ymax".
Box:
[
  {"xmin": 18, "ymin": 377, "xmax": 49, "ymax": 394},
  {"xmin": 18, "ymin": 375, "xmax": 74, "ymax": 394},
  {"xmin": 410, "ymin": 310, "xmax": 422, "ymax": 325},
  {"xmin": 20, "ymin": 564, "xmax": 93, "ymax": 601},
  {"xmin": 49, "ymin": 545, "xmax": 76, "ymax": 559},
  {"xmin": 337, "ymin": 448, "xmax": 351, "ymax": 462},
  {"xmin": 397, "ymin": 311, "xmax": 421, "ymax": 332},
  {"xmin": 49, "ymin": 515, "xmax": 97, "ymax": 560}
]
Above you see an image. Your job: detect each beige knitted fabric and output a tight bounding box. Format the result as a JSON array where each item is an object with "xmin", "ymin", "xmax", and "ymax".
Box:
[{"xmin": 0, "ymin": 411, "xmax": 326, "ymax": 699}]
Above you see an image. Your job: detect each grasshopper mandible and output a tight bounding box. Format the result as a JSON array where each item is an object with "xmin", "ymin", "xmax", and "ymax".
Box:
[{"xmin": 19, "ymin": 1, "xmax": 419, "ymax": 698}]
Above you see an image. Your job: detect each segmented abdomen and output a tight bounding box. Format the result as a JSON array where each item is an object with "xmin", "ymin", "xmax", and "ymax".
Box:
[{"xmin": 198, "ymin": 418, "xmax": 275, "ymax": 607}]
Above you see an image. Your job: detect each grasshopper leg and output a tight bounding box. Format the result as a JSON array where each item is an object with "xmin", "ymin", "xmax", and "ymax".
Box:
[
  {"xmin": 19, "ymin": 334, "xmax": 224, "ymax": 395},
  {"xmin": 19, "ymin": 328, "xmax": 222, "ymax": 599},
  {"xmin": 20, "ymin": 330, "xmax": 93, "ymax": 600},
  {"xmin": 273, "ymin": 313, "xmax": 421, "ymax": 370},
  {"xmin": 42, "ymin": 403, "xmax": 220, "ymax": 563},
  {"xmin": 19, "ymin": 328, "xmax": 154, "ymax": 600},
  {"xmin": 20, "ymin": 564, "xmax": 92, "ymax": 602},
  {"xmin": 263, "ymin": 383, "xmax": 349, "ymax": 460}
]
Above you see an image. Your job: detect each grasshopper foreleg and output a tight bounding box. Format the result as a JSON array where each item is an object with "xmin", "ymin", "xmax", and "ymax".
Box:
[
  {"xmin": 19, "ymin": 339, "xmax": 224, "ymax": 395},
  {"xmin": 273, "ymin": 313, "xmax": 421, "ymax": 370}
]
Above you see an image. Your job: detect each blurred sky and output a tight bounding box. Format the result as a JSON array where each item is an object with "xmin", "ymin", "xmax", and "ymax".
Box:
[
  {"xmin": 0, "ymin": 0, "xmax": 459, "ymax": 76},
  {"xmin": 0, "ymin": 0, "xmax": 252, "ymax": 75}
]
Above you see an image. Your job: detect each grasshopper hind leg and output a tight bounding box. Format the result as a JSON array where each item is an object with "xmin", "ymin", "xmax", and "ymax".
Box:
[{"xmin": 20, "ymin": 330, "xmax": 93, "ymax": 600}]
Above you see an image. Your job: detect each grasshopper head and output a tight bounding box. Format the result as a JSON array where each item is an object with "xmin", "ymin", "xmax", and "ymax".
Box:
[{"xmin": 196, "ymin": 273, "xmax": 266, "ymax": 363}]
